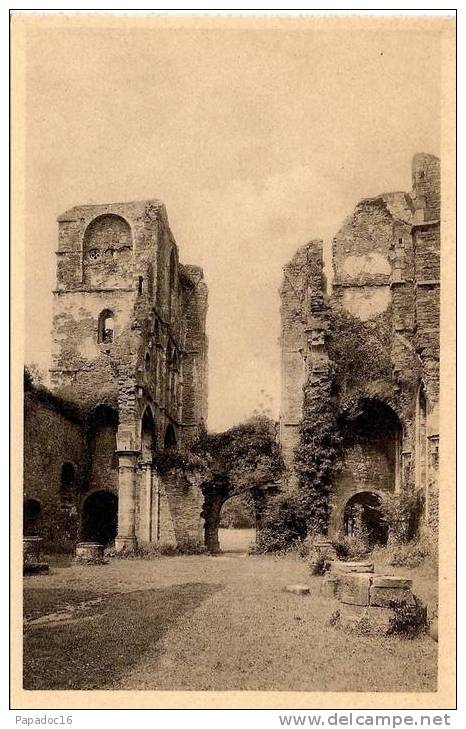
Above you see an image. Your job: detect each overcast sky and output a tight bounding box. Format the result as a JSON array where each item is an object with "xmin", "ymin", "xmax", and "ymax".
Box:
[{"xmin": 23, "ymin": 19, "xmax": 441, "ymax": 431}]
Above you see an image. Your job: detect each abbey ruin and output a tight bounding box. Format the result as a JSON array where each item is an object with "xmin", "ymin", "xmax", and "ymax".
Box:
[
  {"xmin": 23, "ymin": 153, "xmax": 440, "ymax": 554},
  {"xmin": 279, "ymin": 153, "xmax": 440, "ymax": 541},
  {"xmin": 24, "ymin": 200, "xmax": 208, "ymax": 551}
]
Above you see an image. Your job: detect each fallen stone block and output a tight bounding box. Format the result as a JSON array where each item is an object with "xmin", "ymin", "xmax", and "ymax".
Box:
[
  {"xmin": 339, "ymin": 572, "xmax": 373, "ymax": 606},
  {"xmin": 372, "ymin": 575, "xmax": 413, "ymax": 589},
  {"xmin": 329, "ymin": 560, "xmax": 374, "ymax": 574},
  {"xmin": 285, "ymin": 584, "xmax": 310, "ymax": 595},
  {"xmin": 370, "ymin": 575, "xmax": 413, "ymax": 608},
  {"xmin": 73, "ymin": 541, "xmax": 105, "ymax": 565},
  {"xmin": 321, "ymin": 573, "xmax": 340, "ymax": 599},
  {"xmin": 331, "ymin": 604, "xmax": 393, "ymax": 636}
]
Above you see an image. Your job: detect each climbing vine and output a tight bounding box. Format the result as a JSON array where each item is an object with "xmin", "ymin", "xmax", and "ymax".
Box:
[
  {"xmin": 293, "ymin": 373, "xmax": 343, "ymax": 536},
  {"xmin": 326, "ymin": 307, "xmax": 393, "ymax": 398},
  {"xmin": 293, "ymin": 308, "xmax": 394, "ymax": 538}
]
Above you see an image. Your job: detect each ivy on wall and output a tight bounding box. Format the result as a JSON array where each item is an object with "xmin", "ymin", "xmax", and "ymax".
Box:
[
  {"xmin": 326, "ymin": 307, "xmax": 393, "ymax": 399},
  {"xmin": 293, "ymin": 305, "xmax": 396, "ymax": 537},
  {"xmin": 293, "ymin": 371, "xmax": 343, "ymax": 536}
]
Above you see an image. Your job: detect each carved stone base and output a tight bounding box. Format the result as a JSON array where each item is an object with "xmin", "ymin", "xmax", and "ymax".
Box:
[{"xmin": 114, "ymin": 535, "xmax": 137, "ymax": 553}]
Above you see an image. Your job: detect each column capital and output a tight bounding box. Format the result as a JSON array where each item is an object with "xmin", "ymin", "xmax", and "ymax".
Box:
[{"xmin": 116, "ymin": 449, "xmax": 141, "ymax": 458}]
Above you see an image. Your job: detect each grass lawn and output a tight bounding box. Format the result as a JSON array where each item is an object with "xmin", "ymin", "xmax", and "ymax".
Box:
[{"xmin": 23, "ymin": 552, "xmax": 437, "ymax": 692}]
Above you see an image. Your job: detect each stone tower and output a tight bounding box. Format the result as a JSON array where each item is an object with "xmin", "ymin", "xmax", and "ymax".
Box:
[{"xmin": 50, "ymin": 200, "xmax": 208, "ymax": 550}]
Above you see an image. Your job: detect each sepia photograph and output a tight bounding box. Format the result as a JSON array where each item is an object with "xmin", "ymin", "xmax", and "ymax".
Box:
[{"xmin": 11, "ymin": 11, "xmax": 456, "ymax": 710}]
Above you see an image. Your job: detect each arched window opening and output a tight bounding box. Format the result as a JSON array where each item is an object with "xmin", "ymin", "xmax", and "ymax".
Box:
[
  {"xmin": 98, "ymin": 310, "xmax": 114, "ymax": 344},
  {"xmin": 164, "ymin": 424, "xmax": 177, "ymax": 450},
  {"xmin": 141, "ymin": 407, "xmax": 156, "ymax": 461},
  {"xmin": 144, "ymin": 352, "xmax": 151, "ymax": 372},
  {"xmin": 82, "ymin": 214, "xmax": 132, "ymax": 287},
  {"xmin": 24, "ymin": 498, "xmax": 41, "ymax": 536},
  {"xmin": 60, "ymin": 462, "xmax": 76, "ymax": 506},
  {"xmin": 138, "ymin": 276, "xmax": 144, "ymax": 296}
]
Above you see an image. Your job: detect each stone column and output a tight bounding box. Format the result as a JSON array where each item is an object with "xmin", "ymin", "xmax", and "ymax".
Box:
[
  {"xmin": 115, "ymin": 450, "xmax": 140, "ymax": 552},
  {"xmin": 153, "ymin": 470, "xmax": 161, "ymax": 542},
  {"xmin": 139, "ymin": 461, "xmax": 153, "ymax": 544}
]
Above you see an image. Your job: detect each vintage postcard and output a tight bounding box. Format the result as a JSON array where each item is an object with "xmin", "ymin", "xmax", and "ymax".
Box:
[{"xmin": 10, "ymin": 12, "xmax": 456, "ymax": 710}]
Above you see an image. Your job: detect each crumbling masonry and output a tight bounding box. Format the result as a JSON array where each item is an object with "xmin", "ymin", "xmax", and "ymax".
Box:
[
  {"xmin": 280, "ymin": 154, "xmax": 440, "ymax": 539},
  {"xmin": 24, "ymin": 200, "xmax": 208, "ymax": 551}
]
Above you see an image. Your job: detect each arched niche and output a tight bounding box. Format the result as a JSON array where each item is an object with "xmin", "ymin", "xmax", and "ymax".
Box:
[
  {"xmin": 341, "ymin": 398, "xmax": 402, "ymax": 492},
  {"xmin": 141, "ymin": 407, "xmax": 156, "ymax": 462},
  {"xmin": 164, "ymin": 423, "xmax": 177, "ymax": 450},
  {"xmin": 82, "ymin": 214, "xmax": 132, "ymax": 288}
]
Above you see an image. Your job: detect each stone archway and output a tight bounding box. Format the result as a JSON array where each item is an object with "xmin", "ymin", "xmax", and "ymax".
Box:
[
  {"xmin": 164, "ymin": 423, "xmax": 177, "ymax": 450},
  {"xmin": 202, "ymin": 488, "xmax": 263, "ymax": 554},
  {"xmin": 331, "ymin": 398, "xmax": 402, "ymax": 536},
  {"xmin": 218, "ymin": 493, "xmax": 256, "ymax": 553},
  {"xmin": 343, "ymin": 491, "xmax": 388, "ymax": 546},
  {"xmin": 81, "ymin": 490, "xmax": 118, "ymax": 546}
]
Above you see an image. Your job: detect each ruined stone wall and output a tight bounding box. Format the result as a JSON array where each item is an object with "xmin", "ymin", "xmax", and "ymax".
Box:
[
  {"xmin": 279, "ymin": 154, "xmax": 440, "ymax": 536},
  {"xmin": 162, "ymin": 474, "xmax": 205, "ymax": 544},
  {"xmin": 331, "ymin": 192, "xmax": 412, "ymax": 322},
  {"xmin": 279, "ymin": 242, "xmax": 324, "ymax": 475},
  {"xmin": 23, "ymin": 385, "xmax": 87, "ymax": 550}
]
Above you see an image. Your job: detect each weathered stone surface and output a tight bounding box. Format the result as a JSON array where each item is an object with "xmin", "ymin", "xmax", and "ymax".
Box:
[
  {"xmin": 321, "ymin": 574, "xmax": 340, "ymax": 599},
  {"xmin": 371, "ymin": 575, "xmax": 412, "ymax": 589},
  {"xmin": 24, "ymin": 199, "xmax": 209, "ymax": 555},
  {"xmin": 279, "ymin": 153, "xmax": 440, "ymax": 537},
  {"xmin": 369, "ymin": 585, "xmax": 414, "ymax": 608},
  {"xmin": 330, "ymin": 561, "xmax": 374, "ymax": 573},
  {"xmin": 339, "ymin": 572, "xmax": 372, "ymax": 606},
  {"xmin": 285, "ymin": 584, "xmax": 310, "ymax": 595},
  {"xmin": 331, "ymin": 604, "xmax": 393, "ymax": 636},
  {"xmin": 74, "ymin": 542, "xmax": 105, "ymax": 564}
]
